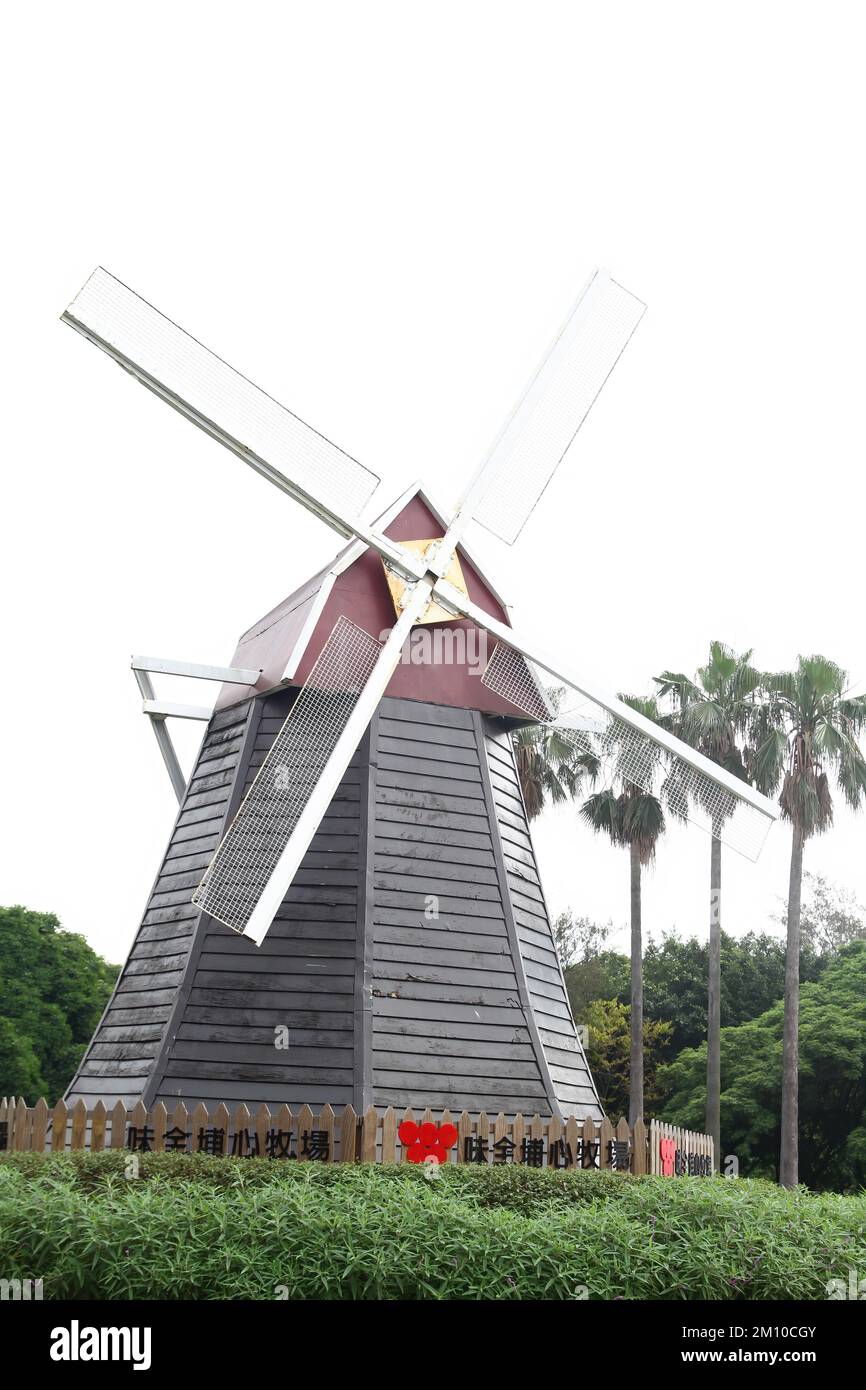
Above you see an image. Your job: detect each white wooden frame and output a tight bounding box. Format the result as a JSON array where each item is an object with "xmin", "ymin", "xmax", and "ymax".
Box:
[{"xmin": 131, "ymin": 655, "xmax": 262, "ymax": 804}]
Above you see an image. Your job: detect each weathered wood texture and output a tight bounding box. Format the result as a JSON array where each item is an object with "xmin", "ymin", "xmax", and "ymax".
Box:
[
  {"xmin": 484, "ymin": 724, "xmax": 600, "ymax": 1116},
  {"xmin": 63, "ymin": 693, "xmax": 601, "ymax": 1119},
  {"xmin": 368, "ymin": 699, "xmax": 600, "ymax": 1117}
]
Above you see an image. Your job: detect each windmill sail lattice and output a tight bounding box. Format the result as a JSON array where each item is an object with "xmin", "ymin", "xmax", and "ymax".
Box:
[
  {"xmin": 63, "ymin": 268, "xmax": 380, "ymax": 520},
  {"xmin": 482, "ymin": 642, "xmax": 774, "ymax": 861},
  {"xmin": 470, "ymin": 273, "xmax": 646, "ymax": 544},
  {"xmin": 193, "ymin": 617, "xmax": 383, "ymax": 933}
]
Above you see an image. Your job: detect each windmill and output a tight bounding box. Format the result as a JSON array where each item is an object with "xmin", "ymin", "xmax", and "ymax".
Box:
[{"xmin": 60, "ymin": 267, "xmax": 779, "ymax": 1122}]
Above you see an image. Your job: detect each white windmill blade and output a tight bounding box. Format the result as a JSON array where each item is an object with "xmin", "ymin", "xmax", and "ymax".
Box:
[
  {"xmin": 194, "ymin": 584, "xmax": 433, "ymax": 945},
  {"xmin": 61, "ymin": 268, "xmax": 428, "ymax": 584},
  {"xmin": 447, "ymin": 270, "xmax": 646, "ymax": 548},
  {"xmin": 436, "ymin": 587, "xmax": 780, "ymax": 861},
  {"xmin": 552, "ymin": 711, "xmax": 607, "ymax": 736}
]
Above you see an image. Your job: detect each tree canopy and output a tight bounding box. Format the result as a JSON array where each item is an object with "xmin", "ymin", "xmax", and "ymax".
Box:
[
  {"xmin": 0, "ymin": 906, "xmax": 119, "ymax": 1103},
  {"xmin": 658, "ymin": 941, "xmax": 866, "ymax": 1190},
  {"xmin": 562, "ymin": 924, "xmax": 824, "ymax": 1053}
]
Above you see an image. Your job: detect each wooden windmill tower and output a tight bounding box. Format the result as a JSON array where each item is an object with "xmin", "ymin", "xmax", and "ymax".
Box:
[{"xmin": 60, "ymin": 268, "xmax": 779, "ymax": 1120}]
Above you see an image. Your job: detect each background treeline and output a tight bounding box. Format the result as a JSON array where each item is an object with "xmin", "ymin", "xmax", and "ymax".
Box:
[
  {"xmin": 556, "ymin": 873, "xmax": 866, "ymax": 1191},
  {"xmin": 0, "ymin": 906, "xmax": 117, "ymax": 1104},
  {"xmin": 518, "ymin": 641, "xmax": 866, "ymax": 1189}
]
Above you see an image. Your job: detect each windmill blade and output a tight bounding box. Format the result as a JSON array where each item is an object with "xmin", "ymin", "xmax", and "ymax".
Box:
[
  {"xmin": 61, "ymin": 267, "xmax": 397, "ymax": 548},
  {"xmin": 454, "ymin": 270, "xmax": 645, "ymax": 546},
  {"xmin": 194, "ymin": 584, "xmax": 433, "ymax": 945},
  {"xmin": 553, "ymin": 712, "xmax": 771, "ymax": 861},
  {"xmin": 481, "ymin": 639, "xmax": 775, "ymax": 860},
  {"xmin": 454, "ymin": 602, "xmax": 779, "ymax": 860}
]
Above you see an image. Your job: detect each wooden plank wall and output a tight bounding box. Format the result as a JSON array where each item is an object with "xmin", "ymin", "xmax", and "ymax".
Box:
[
  {"xmin": 62, "ymin": 699, "xmax": 254, "ymax": 1110},
  {"xmin": 61, "ymin": 691, "xmax": 608, "ymax": 1122},
  {"xmin": 149, "ymin": 688, "xmax": 360, "ymax": 1111},
  {"xmin": 484, "ymin": 723, "xmax": 601, "ymax": 1117},
  {"xmin": 368, "ymin": 698, "xmax": 556, "ymax": 1114}
]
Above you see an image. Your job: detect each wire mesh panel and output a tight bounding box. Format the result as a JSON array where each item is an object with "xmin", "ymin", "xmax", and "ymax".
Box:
[
  {"xmin": 482, "ymin": 644, "xmax": 774, "ymax": 862},
  {"xmin": 472, "ymin": 274, "xmax": 645, "ymax": 544},
  {"xmin": 63, "ymin": 268, "xmax": 380, "ymax": 519},
  {"xmin": 481, "ymin": 642, "xmax": 554, "ymax": 721},
  {"xmin": 193, "ymin": 617, "xmax": 383, "ymax": 934}
]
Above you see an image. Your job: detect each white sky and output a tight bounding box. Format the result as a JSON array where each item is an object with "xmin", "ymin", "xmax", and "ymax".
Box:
[{"xmin": 2, "ymin": 2, "xmax": 864, "ymax": 964}]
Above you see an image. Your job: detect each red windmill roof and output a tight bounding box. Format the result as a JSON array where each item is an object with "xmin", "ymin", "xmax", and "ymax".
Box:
[{"xmin": 215, "ymin": 483, "xmax": 535, "ymax": 718}]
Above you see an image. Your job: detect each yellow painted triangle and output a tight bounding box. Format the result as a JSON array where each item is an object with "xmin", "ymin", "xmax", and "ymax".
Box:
[{"xmin": 383, "ymin": 540, "xmax": 470, "ymax": 625}]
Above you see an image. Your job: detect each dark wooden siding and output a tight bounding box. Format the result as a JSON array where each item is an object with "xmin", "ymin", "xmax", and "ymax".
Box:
[
  {"xmin": 149, "ymin": 688, "xmax": 360, "ymax": 1111},
  {"xmin": 64, "ymin": 700, "xmax": 255, "ymax": 1109},
  {"xmin": 484, "ymin": 725, "xmax": 601, "ymax": 1117},
  {"xmin": 66, "ymin": 691, "xmax": 600, "ymax": 1120},
  {"xmin": 368, "ymin": 698, "xmax": 558, "ymax": 1115}
]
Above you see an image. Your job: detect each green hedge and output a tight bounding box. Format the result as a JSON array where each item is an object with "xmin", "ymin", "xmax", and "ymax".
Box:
[{"xmin": 1, "ymin": 1153, "xmax": 863, "ymax": 1300}]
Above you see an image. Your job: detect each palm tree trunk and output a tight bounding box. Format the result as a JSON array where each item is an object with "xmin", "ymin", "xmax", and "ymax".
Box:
[
  {"xmin": 629, "ymin": 839, "xmax": 644, "ymax": 1126},
  {"xmin": 780, "ymin": 824, "xmax": 804, "ymax": 1188},
  {"xmin": 706, "ymin": 833, "xmax": 722, "ymax": 1161}
]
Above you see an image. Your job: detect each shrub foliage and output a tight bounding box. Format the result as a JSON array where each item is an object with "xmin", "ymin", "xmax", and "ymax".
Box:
[{"xmin": 1, "ymin": 1153, "xmax": 863, "ymax": 1301}]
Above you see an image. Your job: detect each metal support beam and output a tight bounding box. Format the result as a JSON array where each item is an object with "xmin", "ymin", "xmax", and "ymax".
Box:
[
  {"xmin": 133, "ymin": 668, "xmax": 187, "ymax": 804},
  {"xmin": 131, "ymin": 655, "xmax": 261, "ymax": 684},
  {"xmin": 142, "ymin": 699, "xmax": 211, "ymax": 722}
]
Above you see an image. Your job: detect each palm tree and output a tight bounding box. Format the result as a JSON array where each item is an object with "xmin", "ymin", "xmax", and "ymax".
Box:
[
  {"xmin": 580, "ymin": 695, "xmax": 667, "ymax": 1125},
  {"xmin": 654, "ymin": 642, "xmax": 761, "ymax": 1160},
  {"xmin": 753, "ymin": 656, "xmax": 866, "ymax": 1187},
  {"xmin": 513, "ymin": 720, "xmax": 598, "ymax": 821}
]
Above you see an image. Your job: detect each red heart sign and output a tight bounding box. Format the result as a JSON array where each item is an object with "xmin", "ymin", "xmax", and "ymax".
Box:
[
  {"xmin": 398, "ymin": 1119, "xmax": 459, "ymax": 1164},
  {"xmin": 660, "ymin": 1137, "xmax": 676, "ymax": 1177}
]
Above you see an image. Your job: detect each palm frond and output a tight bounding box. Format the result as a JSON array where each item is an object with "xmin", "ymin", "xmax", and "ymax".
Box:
[
  {"xmin": 654, "ymin": 643, "xmax": 765, "ymax": 826},
  {"xmin": 839, "ymin": 695, "xmax": 866, "ymax": 732},
  {"xmin": 837, "ymin": 747, "xmax": 866, "ymax": 812},
  {"xmin": 622, "ymin": 791, "xmax": 666, "ymax": 864},
  {"xmin": 747, "ymin": 725, "xmax": 788, "ymax": 796},
  {"xmin": 653, "ymin": 670, "xmax": 701, "ymax": 706},
  {"xmin": 513, "ymin": 703, "xmax": 600, "ymax": 821},
  {"xmin": 761, "ymin": 655, "xmax": 866, "ymax": 838},
  {"xmin": 580, "ymin": 788, "xmax": 626, "ymax": 844}
]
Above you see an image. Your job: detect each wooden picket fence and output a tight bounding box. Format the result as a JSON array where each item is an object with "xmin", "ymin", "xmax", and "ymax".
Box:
[
  {"xmin": 649, "ymin": 1118, "xmax": 715, "ymax": 1176},
  {"xmin": 0, "ymin": 1097, "xmax": 713, "ymax": 1175}
]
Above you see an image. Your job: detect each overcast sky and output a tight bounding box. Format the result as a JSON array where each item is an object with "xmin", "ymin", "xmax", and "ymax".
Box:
[{"xmin": 2, "ymin": 2, "xmax": 864, "ymax": 963}]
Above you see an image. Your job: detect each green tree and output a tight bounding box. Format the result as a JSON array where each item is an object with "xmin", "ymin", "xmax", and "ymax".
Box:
[
  {"xmin": 640, "ymin": 929, "xmax": 823, "ymax": 1053},
  {"xmin": 583, "ymin": 997, "xmax": 672, "ymax": 1120},
  {"xmin": 659, "ymin": 942, "xmax": 866, "ymax": 1190},
  {"xmin": 0, "ymin": 1017, "xmax": 43, "ymax": 1099},
  {"xmin": 580, "ymin": 695, "xmax": 668, "ymax": 1125},
  {"xmin": 753, "ymin": 657, "xmax": 866, "ymax": 1186},
  {"xmin": 0, "ymin": 906, "xmax": 119, "ymax": 1103},
  {"xmin": 654, "ymin": 642, "xmax": 762, "ymax": 1164},
  {"xmin": 555, "ymin": 914, "xmax": 630, "ymax": 1020}
]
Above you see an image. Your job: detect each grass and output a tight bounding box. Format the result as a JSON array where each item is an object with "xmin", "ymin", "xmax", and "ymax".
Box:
[{"xmin": 1, "ymin": 1153, "xmax": 863, "ymax": 1300}]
